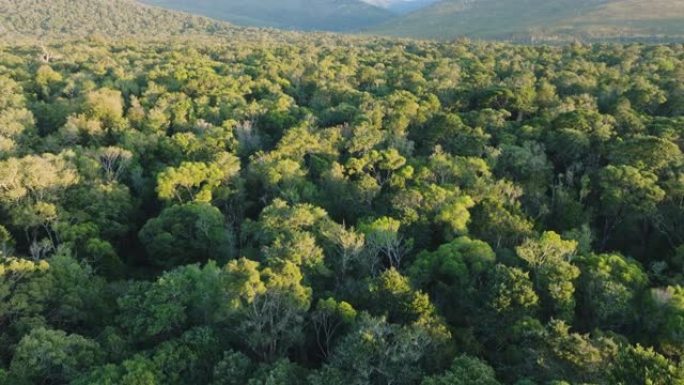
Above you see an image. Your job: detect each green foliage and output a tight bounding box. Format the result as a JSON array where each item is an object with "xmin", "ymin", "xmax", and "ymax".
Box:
[
  {"xmin": 517, "ymin": 232, "xmax": 580, "ymax": 321},
  {"xmin": 421, "ymin": 355, "xmax": 501, "ymax": 385},
  {"xmin": 324, "ymin": 315, "xmax": 434, "ymax": 385},
  {"xmin": 599, "ymin": 165, "xmax": 666, "ymax": 217},
  {"xmin": 610, "ymin": 344, "xmax": 684, "ymax": 385},
  {"xmin": 487, "ymin": 264, "xmax": 539, "ymax": 320},
  {"xmin": 359, "ymin": 216, "xmax": 411, "ymax": 268},
  {"xmin": 211, "ymin": 350, "xmax": 253, "ymax": 385},
  {"xmin": 223, "ymin": 258, "xmax": 312, "ymax": 361},
  {"xmin": 312, "ymin": 298, "xmax": 357, "ymax": 358},
  {"xmin": 577, "ymin": 253, "xmax": 648, "ymax": 330},
  {"xmin": 0, "ymin": 37, "xmax": 683, "ymax": 385},
  {"xmin": 8, "ymin": 327, "xmax": 102, "ymax": 384},
  {"xmin": 247, "ymin": 359, "xmax": 308, "ymax": 385},
  {"xmin": 409, "ymin": 236, "xmax": 496, "ymax": 324},
  {"xmin": 139, "ymin": 202, "xmax": 235, "ymax": 267},
  {"xmin": 646, "ymin": 286, "xmax": 684, "ymax": 357}
]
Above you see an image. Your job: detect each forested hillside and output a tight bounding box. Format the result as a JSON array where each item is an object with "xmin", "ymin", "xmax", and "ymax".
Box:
[
  {"xmin": 1, "ymin": 37, "xmax": 684, "ymax": 384},
  {"xmin": 372, "ymin": 0, "xmax": 684, "ymax": 41},
  {"xmin": 4, "ymin": 0, "xmax": 684, "ymax": 42},
  {"xmin": 0, "ymin": 0, "xmax": 242, "ymax": 39},
  {"xmin": 360, "ymin": 0, "xmax": 440, "ymax": 14},
  {"xmin": 138, "ymin": 0, "xmax": 394, "ymax": 31}
]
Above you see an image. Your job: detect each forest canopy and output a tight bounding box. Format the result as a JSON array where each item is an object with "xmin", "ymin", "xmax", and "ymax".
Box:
[{"xmin": 0, "ymin": 37, "xmax": 684, "ymax": 384}]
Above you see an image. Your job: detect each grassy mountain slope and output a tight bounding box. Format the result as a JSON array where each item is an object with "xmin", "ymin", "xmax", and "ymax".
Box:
[
  {"xmin": 371, "ymin": 0, "xmax": 684, "ymax": 41},
  {"xmin": 139, "ymin": 0, "xmax": 395, "ymax": 31},
  {"xmin": 0, "ymin": 0, "xmax": 241, "ymax": 39},
  {"xmin": 362, "ymin": 0, "xmax": 440, "ymax": 14}
]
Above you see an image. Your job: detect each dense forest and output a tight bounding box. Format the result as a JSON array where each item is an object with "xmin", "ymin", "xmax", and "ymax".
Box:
[
  {"xmin": 1, "ymin": 37, "xmax": 684, "ymax": 385},
  {"xmin": 0, "ymin": 0, "xmax": 253, "ymax": 39}
]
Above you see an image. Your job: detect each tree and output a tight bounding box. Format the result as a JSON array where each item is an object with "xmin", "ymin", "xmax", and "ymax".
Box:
[
  {"xmin": 61, "ymin": 181, "xmax": 135, "ymax": 241},
  {"xmin": 248, "ymin": 153, "xmax": 316, "ymax": 203},
  {"xmin": 8, "ymin": 327, "xmax": 102, "ymax": 385},
  {"xmin": 83, "ymin": 88, "xmax": 124, "ymax": 127},
  {"xmin": 470, "ymin": 196, "xmax": 534, "ymax": 250},
  {"xmin": 117, "ymin": 263, "xmax": 223, "ymax": 342},
  {"xmin": 600, "ymin": 166, "xmax": 658, "ymax": 214},
  {"xmin": 311, "ymin": 298, "xmax": 357, "ymax": 358},
  {"xmin": 150, "ymin": 327, "xmax": 220, "ymax": 385},
  {"xmin": 486, "ymin": 264, "xmax": 539, "ymax": 322},
  {"xmin": 421, "ymin": 355, "xmax": 501, "ymax": 385},
  {"xmin": 0, "ymin": 104, "xmax": 34, "ymax": 156},
  {"xmin": 157, "ymin": 155, "xmax": 239, "ymax": 204},
  {"xmin": 33, "ymin": 65, "xmax": 63, "ymax": 99},
  {"xmin": 346, "ymin": 149, "xmax": 411, "ymax": 191},
  {"xmin": 157, "ymin": 161, "xmax": 224, "ymax": 203},
  {"xmin": 0, "ymin": 252, "xmax": 105, "ymax": 364},
  {"xmin": 211, "ymin": 350, "xmax": 254, "ymax": 385},
  {"xmin": 516, "ymin": 232, "xmax": 579, "ymax": 321},
  {"xmin": 646, "ymin": 286, "xmax": 684, "ymax": 357},
  {"xmin": 223, "ymin": 258, "xmax": 312, "ymax": 362},
  {"xmin": 370, "ymin": 269, "xmax": 436, "ymax": 326},
  {"xmin": 409, "ymin": 236, "xmax": 496, "ymax": 324},
  {"xmin": 610, "ymin": 344, "xmax": 684, "ymax": 385},
  {"xmin": 139, "ymin": 202, "xmax": 235, "ymax": 268},
  {"xmin": 608, "ymin": 136, "xmax": 682, "ymax": 173},
  {"xmin": 598, "ymin": 165, "xmax": 666, "ymax": 249},
  {"xmin": 626, "ymin": 77, "xmax": 667, "ymax": 114},
  {"xmin": 247, "ymin": 359, "xmax": 308, "ymax": 385},
  {"xmin": 320, "ymin": 223, "xmax": 367, "ymax": 285},
  {"xmin": 0, "ymin": 152, "xmax": 79, "ymax": 246},
  {"xmin": 38, "ymin": 251, "xmax": 108, "ymax": 330},
  {"xmin": 97, "ymin": 146, "xmax": 133, "ymax": 183},
  {"xmin": 391, "ymin": 179, "xmax": 477, "ymax": 248},
  {"xmin": 495, "ymin": 141, "xmax": 553, "ymax": 218},
  {"xmin": 359, "ymin": 216, "xmax": 410, "ymax": 269},
  {"xmin": 58, "ymin": 114, "xmax": 106, "ymax": 145},
  {"xmin": 414, "ymin": 113, "xmax": 490, "ymax": 157},
  {"xmin": 242, "ymin": 199, "xmax": 333, "ymax": 273},
  {"xmin": 71, "ymin": 356, "xmax": 161, "ymax": 385},
  {"xmin": 543, "ymin": 320, "xmax": 618, "ymax": 384},
  {"xmin": 0, "ymin": 226, "xmax": 14, "ymax": 258},
  {"xmin": 0, "ymin": 257, "xmax": 50, "ymax": 363},
  {"xmin": 325, "ymin": 315, "xmax": 433, "ymax": 385},
  {"xmin": 576, "ymin": 253, "xmax": 648, "ymax": 330}
]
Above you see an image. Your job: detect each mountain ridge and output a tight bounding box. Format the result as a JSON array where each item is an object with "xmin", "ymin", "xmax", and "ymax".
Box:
[
  {"xmin": 2, "ymin": 0, "xmax": 684, "ymax": 42},
  {"xmin": 370, "ymin": 0, "xmax": 684, "ymax": 41},
  {"xmin": 361, "ymin": 0, "xmax": 441, "ymax": 14},
  {"xmin": 138, "ymin": 0, "xmax": 395, "ymax": 31}
]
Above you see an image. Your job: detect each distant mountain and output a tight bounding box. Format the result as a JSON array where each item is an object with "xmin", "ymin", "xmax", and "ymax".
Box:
[
  {"xmin": 362, "ymin": 0, "xmax": 440, "ymax": 14},
  {"xmin": 0, "ymin": 0, "xmax": 240, "ymax": 39},
  {"xmin": 139, "ymin": 0, "xmax": 394, "ymax": 31},
  {"xmin": 371, "ymin": 0, "xmax": 684, "ymax": 41}
]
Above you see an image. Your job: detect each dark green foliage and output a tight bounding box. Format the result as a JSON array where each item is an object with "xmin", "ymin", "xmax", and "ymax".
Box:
[
  {"xmin": 421, "ymin": 355, "xmax": 501, "ymax": 385},
  {"xmin": 610, "ymin": 344, "xmax": 684, "ymax": 385},
  {"xmin": 211, "ymin": 350, "xmax": 253, "ymax": 385},
  {"xmin": 9, "ymin": 327, "xmax": 102, "ymax": 384},
  {"xmin": 139, "ymin": 202, "xmax": 235, "ymax": 267}
]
